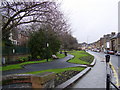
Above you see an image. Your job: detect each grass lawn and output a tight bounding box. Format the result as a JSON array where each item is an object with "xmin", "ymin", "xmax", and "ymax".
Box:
[
  {"xmin": 23, "ymin": 67, "xmax": 85, "ymax": 74},
  {"xmin": 56, "ymin": 52, "xmax": 65, "ymax": 58},
  {"xmin": 68, "ymin": 50, "xmax": 94, "ymax": 65},
  {"xmin": 1, "ymin": 53, "xmax": 65, "ymax": 71}
]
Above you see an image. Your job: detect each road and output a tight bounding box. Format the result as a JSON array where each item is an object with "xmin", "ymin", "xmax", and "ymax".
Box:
[
  {"xmin": 89, "ymin": 51, "xmax": 119, "ymax": 86},
  {"xmin": 90, "ymin": 51, "xmax": 119, "ymax": 74},
  {"xmin": 71, "ymin": 51, "xmax": 119, "ymax": 88},
  {"xmin": 3, "ymin": 54, "xmax": 87, "ymax": 75}
]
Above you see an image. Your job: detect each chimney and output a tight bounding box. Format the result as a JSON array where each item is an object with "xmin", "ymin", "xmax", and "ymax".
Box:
[{"xmin": 111, "ymin": 32, "xmax": 116, "ymax": 36}]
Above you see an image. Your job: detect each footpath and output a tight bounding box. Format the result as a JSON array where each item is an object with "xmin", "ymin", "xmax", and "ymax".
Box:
[
  {"xmin": 70, "ymin": 51, "xmax": 106, "ymax": 88},
  {"xmin": 3, "ymin": 54, "xmax": 87, "ymax": 75}
]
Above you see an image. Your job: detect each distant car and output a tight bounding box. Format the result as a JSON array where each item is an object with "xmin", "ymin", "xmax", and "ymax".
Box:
[
  {"xmin": 96, "ymin": 49, "xmax": 100, "ymax": 52},
  {"xmin": 107, "ymin": 50, "xmax": 115, "ymax": 55},
  {"xmin": 104, "ymin": 50, "xmax": 108, "ymax": 54},
  {"xmin": 115, "ymin": 51, "xmax": 120, "ymax": 56},
  {"xmin": 93, "ymin": 49, "xmax": 97, "ymax": 52}
]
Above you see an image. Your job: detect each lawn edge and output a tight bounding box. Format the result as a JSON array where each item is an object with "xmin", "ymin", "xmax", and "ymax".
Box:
[
  {"xmin": 2, "ymin": 54, "xmax": 66, "ymax": 72},
  {"xmin": 55, "ymin": 56, "xmax": 96, "ymax": 88},
  {"xmin": 55, "ymin": 67, "xmax": 91, "ymax": 88}
]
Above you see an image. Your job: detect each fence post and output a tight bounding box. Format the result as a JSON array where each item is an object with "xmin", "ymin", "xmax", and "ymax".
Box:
[{"xmin": 106, "ymin": 74, "xmax": 110, "ymax": 90}]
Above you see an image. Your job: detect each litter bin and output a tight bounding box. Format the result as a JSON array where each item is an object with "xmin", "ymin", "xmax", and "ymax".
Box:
[{"xmin": 64, "ymin": 51, "xmax": 67, "ymax": 56}]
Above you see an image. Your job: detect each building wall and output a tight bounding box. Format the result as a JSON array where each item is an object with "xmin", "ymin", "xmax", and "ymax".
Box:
[
  {"xmin": 117, "ymin": 37, "xmax": 120, "ymax": 51},
  {"xmin": 110, "ymin": 38, "xmax": 117, "ymax": 51}
]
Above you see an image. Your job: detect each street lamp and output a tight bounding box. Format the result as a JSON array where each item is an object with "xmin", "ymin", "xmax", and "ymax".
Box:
[
  {"xmin": 46, "ymin": 42, "xmax": 49, "ymax": 62},
  {"xmin": 47, "ymin": 43, "xmax": 49, "ymax": 47}
]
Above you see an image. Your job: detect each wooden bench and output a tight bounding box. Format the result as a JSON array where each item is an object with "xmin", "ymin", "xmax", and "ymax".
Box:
[{"xmin": 52, "ymin": 55, "xmax": 58, "ymax": 59}]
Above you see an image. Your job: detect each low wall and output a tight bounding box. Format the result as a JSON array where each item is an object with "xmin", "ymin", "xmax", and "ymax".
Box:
[
  {"xmin": 2, "ymin": 54, "xmax": 29, "ymax": 64},
  {"xmin": 2, "ymin": 72, "xmax": 55, "ymax": 89}
]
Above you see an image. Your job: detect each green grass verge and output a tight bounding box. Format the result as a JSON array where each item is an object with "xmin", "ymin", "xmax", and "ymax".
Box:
[
  {"xmin": 56, "ymin": 52, "xmax": 65, "ymax": 58},
  {"xmin": 68, "ymin": 51, "xmax": 94, "ymax": 65},
  {"xmin": 1, "ymin": 59, "xmax": 47, "ymax": 71},
  {"xmin": 1, "ymin": 53, "xmax": 65, "ymax": 71},
  {"xmin": 23, "ymin": 67, "xmax": 85, "ymax": 74}
]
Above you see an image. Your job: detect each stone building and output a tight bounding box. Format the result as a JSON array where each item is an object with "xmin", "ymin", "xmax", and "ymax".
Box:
[
  {"xmin": 116, "ymin": 32, "xmax": 120, "ymax": 51},
  {"xmin": 99, "ymin": 37, "xmax": 104, "ymax": 51},
  {"xmin": 102, "ymin": 32, "xmax": 116, "ymax": 51},
  {"xmin": 110, "ymin": 32, "xmax": 120, "ymax": 52},
  {"xmin": 17, "ymin": 30, "xmax": 29, "ymax": 46}
]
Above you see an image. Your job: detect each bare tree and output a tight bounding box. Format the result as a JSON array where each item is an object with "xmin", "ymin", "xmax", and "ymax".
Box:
[
  {"xmin": 1, "ymin": 0, "xmax": 78, "ymax": 50},
  {"xmin": 1, "ymin": 0, "xmax": 60, "ymax": 40}
]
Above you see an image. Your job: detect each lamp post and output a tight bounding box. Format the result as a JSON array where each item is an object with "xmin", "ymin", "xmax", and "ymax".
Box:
[{"xmin": 46, "ymin": 42, "xmax": 49, "ymax": 62}]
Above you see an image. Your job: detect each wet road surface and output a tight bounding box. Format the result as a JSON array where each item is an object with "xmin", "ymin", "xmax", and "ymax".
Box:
[{"xmin": 71, "ymin": 51, "xmax": 106, "ymax": 88}]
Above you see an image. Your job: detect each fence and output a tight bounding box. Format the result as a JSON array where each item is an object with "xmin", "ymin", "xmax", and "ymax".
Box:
[
  {"xmin": 2, "ymin": 46, "xmax": 30, "ymax": 55},
  {"xmin": 2, "ymin": 46, "xmax": 30, "ymax": 64}
]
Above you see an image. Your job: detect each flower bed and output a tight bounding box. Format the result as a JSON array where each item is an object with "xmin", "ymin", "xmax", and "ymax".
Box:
[{"xmin": 55, "ymin": 70, "xmax": 80, "ymax": 87}]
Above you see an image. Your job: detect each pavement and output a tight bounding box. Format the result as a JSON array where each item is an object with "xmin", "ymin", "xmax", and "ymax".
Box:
[
  {"xmin": 71, "ymin": 51, "xmax": 118, "ymax": 89},
  {"xmin": 3, "ymin": 54, "xmax": 87, "ymax": 75},
  {"xmin": 70, "ymin": 51, "xmax": 107, "ymax": 88},
  {"xmin": 88, "ymin": 51, "xmax": 119, "ymax": 87}
]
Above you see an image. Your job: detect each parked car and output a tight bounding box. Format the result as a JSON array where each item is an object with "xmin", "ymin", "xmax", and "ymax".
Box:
[
  {"xmin": 115, "ymin": 51, "xmax": 120, "ymax": 56},
  {"xmin": 93, "ymin": 49, "xmax": 97, "ymax": 52},
  {"xmin": 104, "ymin": 50, "xmax": 108, "ymax": 54},
  {"xmin": 96, "ymin": 49, "xmax": 100, "ymax": 52},
  {"xmin": 107, "ymin": 50, "xmax": 115, "ymax": 55},
  {"xmin": 104, "ymin": 50, "xmax": 114, "ymax": 54}
]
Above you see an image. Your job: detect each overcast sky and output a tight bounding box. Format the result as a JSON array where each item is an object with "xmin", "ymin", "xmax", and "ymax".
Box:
[{"xmin": 57, "ymin": 0, "xmax": 120, "ymax": 43}]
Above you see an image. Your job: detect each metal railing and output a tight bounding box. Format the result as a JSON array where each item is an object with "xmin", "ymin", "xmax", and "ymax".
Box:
[{"xmin": 105, "ymin": 54, "xmax": 119, "ymax": 90}]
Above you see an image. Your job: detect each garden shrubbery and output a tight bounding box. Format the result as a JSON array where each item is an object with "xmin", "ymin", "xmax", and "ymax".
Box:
[
  {"xmin": 17, "ymin": 57, "xmax": 28, "ymax": 62},
  {"xmin": 28, "ymin": 29, "xmax": 61, "ymax": 59},
  {"xmin": 17, "ymin": 55, "xmax": 42, "ymax": 63}
]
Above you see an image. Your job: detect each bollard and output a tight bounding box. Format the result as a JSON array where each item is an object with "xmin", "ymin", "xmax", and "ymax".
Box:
[{"xmin": 64, "ymin": 52, "xmax": 67, "ymax": 56}]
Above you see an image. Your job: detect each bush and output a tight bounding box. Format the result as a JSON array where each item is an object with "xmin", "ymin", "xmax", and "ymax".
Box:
[
  {"xmin": 18, "ymin": 57, "xmax": 28, "ymax": 62},
  {"xmin": 37, "ymin": 56, "xmax": 41, "ymax": 59},
  {"xmin": 28, "ymin": 29, "xmax": 61, "ymax": 59},
  {"xmin": 28, "ymin": 55, "xmax": 32, "ymax": 60}
]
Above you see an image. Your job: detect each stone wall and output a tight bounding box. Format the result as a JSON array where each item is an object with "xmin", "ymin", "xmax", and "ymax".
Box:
[
  {"xmin": 2, "ymin": 54, "xmax": 29, "ymax": 64},
  {"xmin": 2, "ymin": 72, "xmax": 55, "ymax": 89}
]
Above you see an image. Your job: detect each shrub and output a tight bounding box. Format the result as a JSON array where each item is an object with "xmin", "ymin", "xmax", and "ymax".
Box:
[
  {"xmin": 28, "ymin": 29, "xmax": 61, "ymax": 59},
  {"xmin": 18, "ymin": 57, "xmax": 28, "ymax": 62},
  {"xmin": 28, "ymin": 55, "xmax": 32, "ymax": 60},
  {"xmin": 37, "ymin": 56, "xmax": 41, "ymax": 59}
]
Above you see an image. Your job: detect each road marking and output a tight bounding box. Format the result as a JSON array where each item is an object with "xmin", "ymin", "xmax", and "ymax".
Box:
[{"xmin": 109, "ymin": 62, "xmax": 119, "ymax": 87}]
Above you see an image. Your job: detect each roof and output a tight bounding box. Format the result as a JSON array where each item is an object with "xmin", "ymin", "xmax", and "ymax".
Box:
[
  {"xmin": 111, "ymin": 34, "xmax": 117, "ymax": 39},
  {"xmin": 111, "ymin": 32, "xmax": 120, "ymax": 39},
  {"xmin": 117, "ymin": 32, "xmax": 120, "ymax": 38}
]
